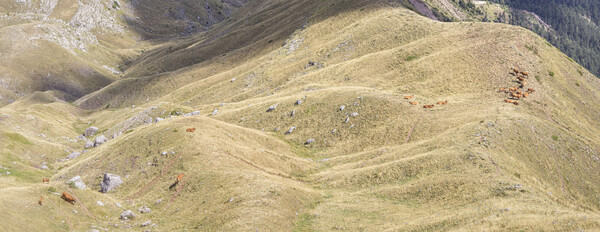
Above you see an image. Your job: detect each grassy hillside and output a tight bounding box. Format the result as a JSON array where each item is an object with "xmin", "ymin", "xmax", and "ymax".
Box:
[{"xmin": 2, "ymin": 0, "xmax": 600, "ymax": 231}]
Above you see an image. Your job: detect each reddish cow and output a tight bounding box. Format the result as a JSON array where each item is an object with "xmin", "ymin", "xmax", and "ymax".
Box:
[
  {"xmin": 177, "ymin": 173, "xmax": 184, "ymax": 185},
  {"xmin": 423, "ymin": 105, "xmax": 434, "ymax": 109},
  {"xmin": 61, "ymin": 192, "xmax": 76, "ymax": 205}
]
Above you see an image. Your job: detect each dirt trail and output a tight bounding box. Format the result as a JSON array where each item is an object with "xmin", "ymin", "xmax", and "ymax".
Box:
[{"xmin": 127, "ymin": 155, "xmax": 179, "ymax": 200}]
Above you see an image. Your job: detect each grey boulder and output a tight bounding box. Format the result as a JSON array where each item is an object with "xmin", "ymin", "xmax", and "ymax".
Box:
[
  {"xmin": 84, "ymin": 127, "xmax": 98, "ymax": 137},
  {"xmin": 100, "ymin": 173, "xmax": 123, "ymax": 193},
  {"xmin": 120, "ymin": 210, "xmax": 135, "ymax": 220},
  {"xmin": 66, "ymin": 176, "xmax": 86, "ymax": 190},
  {"xmin": 94, "ymin": 135, "xmax": 108, "ymax": 147}
]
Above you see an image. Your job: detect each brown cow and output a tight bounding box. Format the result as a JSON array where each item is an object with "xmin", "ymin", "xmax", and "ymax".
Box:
[
  {"xmin": 521, "ymin": 71, "xmax": 529, "ymax": 77},
  {"xmin": 510, "ymin": 92, "xmax": 522, "ymax": 100},
  {"xmin": 177, "ymin": 173, "xmax": 184, "ymax": 185},
  {"xmin": 523, "ymin": 92, "xmax": 529, "ymax": 98},
  {"xmin": 409, "ymin": 102, "xmax": 418, "ymax": 105},
  {"xmin": 437, "ymin": 101, "xmax": 448, "ymax": 105},
  {"xmin": 504, "ymin": 99, "xmax": 519, "ymax": 105},
  {"xmin": 423, "ymin": 105, "xmax": 434, "ymax": 109},
  {"xmin": 517, "ymin": 76, "xmax": 525, "ymax": 82},
  {"xmin": 42, "ymin": 178, "xmax": 50, "ymax": 184},
  {"xmin": 516, "ymin": 91, "xmax": 523, "ymax": 95},
  {"xmin": 186, "ymin": 128, "xmax": 196, "ymax": 133},
  {"xmin": 509, "ymin": 87, "xmax": 518, "ymax": 92},
  {"xmin": 38, "ymin": 196, "xmax": 43, "ymax": 206},
  {"xmin": 512, "ymin": 67, "xmax": 520, "ymax": 74},
  {"xmin": 404, "ymin": 95, "xmax": 414, "ymax": 100},
  {"xmin": 61, "ymin": 192, "xmax": 75, "ymax": 205},
  {"xmin": 527, "ymin": 88, "xmax": 535, "ymax": 93}
]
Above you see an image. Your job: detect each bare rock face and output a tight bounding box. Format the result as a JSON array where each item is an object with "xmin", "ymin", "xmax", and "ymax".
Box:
[{"xmin": 100, "ymin": 173, "xmax": 123, "ymax": 193}]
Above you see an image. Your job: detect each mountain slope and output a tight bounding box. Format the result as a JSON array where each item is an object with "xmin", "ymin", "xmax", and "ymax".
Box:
[{"xmin": 2, "ymin": 0, "xmax": 600, "ymax": 231}]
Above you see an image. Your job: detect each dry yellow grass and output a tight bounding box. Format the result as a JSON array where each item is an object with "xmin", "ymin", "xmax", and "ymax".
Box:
[{"xmin": 1, "ymin": 0, "xmax": 600, "ymax": 231}]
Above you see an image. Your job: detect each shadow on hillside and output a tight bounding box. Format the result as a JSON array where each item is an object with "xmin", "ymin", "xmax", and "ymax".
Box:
[
  {"xmin": 123, "ymin": 0, "xmax": 248, "ymax": 40},
  {"xmin": 77, "ymin": 0, "xmax": 412, "ymax": 108}
]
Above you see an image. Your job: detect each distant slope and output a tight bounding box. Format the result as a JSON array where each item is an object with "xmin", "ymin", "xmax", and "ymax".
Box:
[{"xmin": 0, "ymin": 0, "xmax": 247, "ymax": 106}]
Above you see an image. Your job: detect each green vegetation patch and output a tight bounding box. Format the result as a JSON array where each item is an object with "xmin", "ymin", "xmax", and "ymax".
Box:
[{"xmin": 4, "ymin": 132, "xmax": 32, "ymax": 145}]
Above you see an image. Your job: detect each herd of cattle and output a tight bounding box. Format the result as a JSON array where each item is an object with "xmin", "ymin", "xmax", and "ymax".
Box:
[
  {"xmin": 403, "ymin": 94, "xmax": 448, "ymax": 108},
  {"xmin": 499, "ymin": 67, "xmax": 535, "ymax": 105}
]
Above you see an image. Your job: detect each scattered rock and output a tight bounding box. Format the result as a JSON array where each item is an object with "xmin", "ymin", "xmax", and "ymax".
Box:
[
  {"xmin": 72, "ymin": 209, "xmax": 78, "ymax": 214},
  {"xmin": 339, "ymin": 105, "xmax": 346, "ymax": 111},
  {"xmin": 290, "ymin": 110, "xmax": 296, "ymax": 116},
  {"xmin": 191, "ymin": 111, "xmax": 200, "ymax": 116},
  {"xmin": 113, "ymin": 132, "xmax": 123, "ymax": 139},
  {"xmin": 115, "ymin": 203, "xmax": 122, "ymax": 208},
  {"xmin": 351, "ymin": 112, "xmax": 359, "ymax": 116},
  {"xmin": 141, "ymin": 220, "xmax": 152, "ymax": 227},
  {"xmin": 100, "ymin": 173, "xmax": 123, "ymax": 193},
  {"xmin": 155, "ymin": 199, "xmax": 162, "ymax": 204},
  {"xmin": 331, "ymin": 129, "xmax": 337, "ymax": 134},
  {"xmin": 84, "ymin": 127, "xmax": 98, "ymax": 137},
  {"xmin": 266, "ymin": 104, "xmax": 278, "ymax": 112},
  {"xmin": 295, "ymin": 100, "xmax": 303, "ymax": 105},
  {"xmin": 138, "ymin": 206, "xmax": 151, "ymax": 214},
  {"xmin": 154, "ymin": 117, "xmax": 164, "ymax": 123},
  {"xmin": 77, "ymin": 134, "xmax": 86, "ymax": 141},
  {"xmin": 344, "ymin": 117, "xmax": 350, "ymax": 124},
  {"xmin": 305, "ymin": 139, "xmax": 315, "ymax": 145},
  {"xmin": 66, "ymin": 176, "xmax": 86, "ymax": 190},
  {"xmin": 120, "ymin": 210, "xmax": 135, "ymax": 220},
  {"xmin": 40, "ymin": 162, "xmax": 48, "ymax": 170},
  {"xmin": 67, "ymin": 151, "xmax": 82, "ymax": 160},
  {"xmin": 211, "ymin": 108, "xmax": 218, "ymax": 116},
  {"xmin": 231, "ymin": 78, "xmax": 236, "ymax": 82},
  {"xmin": 285, "ymin": 127, "xmax": 296, "ymax": 135},
  {"xmin": 97, "ymin": 201, "xmax": 104, "ymax": 206},
  {"xmin": 94, "ymin": 135, "xmax": 108, "ymax": 147},
  {"xmin": 85, "ymin": 140, "xmax": 95, "ymax": 149}
]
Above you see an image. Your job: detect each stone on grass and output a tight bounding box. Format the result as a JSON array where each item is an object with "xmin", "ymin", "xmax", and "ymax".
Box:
[
  {"xmin": 85, "ymin": 140, "xmax": 94, "ymax": 149},
  {"xmin": 285, "ymin": 127, "xmax": 296, "ymax": 135},
  {"xmin": 67, "ymin": 151, "xmax": 82, "ymax": 160},
  {"xmin": 141, "ymin": 220, "xmax": 152, "ymax": 227},
  {"xmin": 84, "ymin": 127, "xmax": 98, "ymax": 137},
  {"xmin": 120, "ymin": 210, "xmax": 135, "ymax": 220},
  {"xmin": 100, "ymin": 173, "xmax": 123, "ymax": 193},
  {"xmin": 138, "ymin": 206, "xmax": 151, "ymax": 214},
  {"xmin": 305, "ymin": 139, "xmax": 315, "ymax": 145},
  {"xmin": 94, "ymin": 135, "xmax": 108, "ymax": 147},
  {"xmin": 67, "ymin": 176, "xmax": 86, "ymax": 190},
  {"xmin": 266, "ymin": 104, "xmax": 278, "ymax": 112}
]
